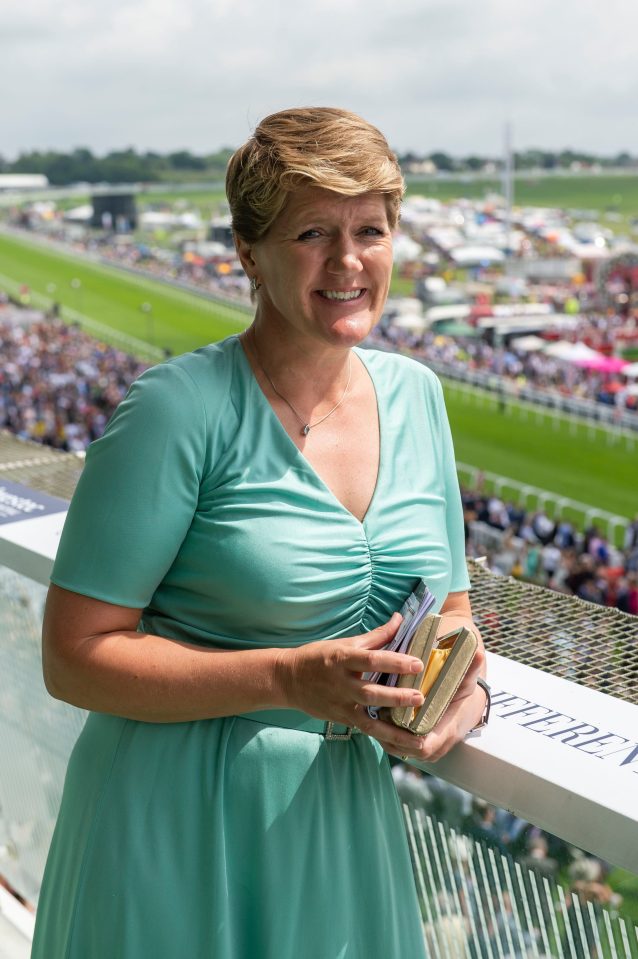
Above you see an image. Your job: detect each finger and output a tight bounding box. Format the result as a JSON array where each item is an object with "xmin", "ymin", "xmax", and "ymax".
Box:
[
  {"xmin": 350, "ymin": 678, "xmax": 425, "ymax": 710},
  {"xmin": 451, "ymin": 659, "xmax": 482, "ymax": 701},
  {"xmin": 343, "ymin": 647, "xmax": 425, "ymax": 676},
  {"xmin": 347, "ymin": 612, "xmax": 403, "ymax": 649},
  {"xmin": 356, "ymin": 715, "xmax": 428, "ymax": 754},
  {"xmin": 378, "ymin": 735, "xmax": 429, "ymax": 762}
]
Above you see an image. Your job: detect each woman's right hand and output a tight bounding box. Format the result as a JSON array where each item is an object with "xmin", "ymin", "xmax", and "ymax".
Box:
[{"xmin": 275, "ymin": 612, "xmax": 427, "ymax": 732}]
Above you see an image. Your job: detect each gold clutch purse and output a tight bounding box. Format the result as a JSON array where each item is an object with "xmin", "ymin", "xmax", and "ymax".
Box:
[{"xmin": 378, "ymin": 614, "xmax": 478, "ymax": 735}]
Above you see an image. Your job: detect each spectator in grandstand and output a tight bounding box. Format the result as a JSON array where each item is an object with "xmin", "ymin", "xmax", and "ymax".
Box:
[
  {"xmin": 0, "ymin": 306, "xmax": 147, "ymax": 451},
  {"xmin": 518, "ymin": 835, "xmax": 559, "ymax": 879},
  {"xmin": 624, "ymin": 514, "xmax": 638, "ymax": 550},
  {"xmin": 32, "ymin": 107, "xmax": 486, "ymax": 959}
]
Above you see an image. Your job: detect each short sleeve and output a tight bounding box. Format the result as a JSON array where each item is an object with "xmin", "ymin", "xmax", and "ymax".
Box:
[
  {"xmin": 435, "ymin": 377, "xmax": 471, "ymax": 594},
  {"xmin": 51, "ymin": 361, "xmax": 206, "ymax": 607}
]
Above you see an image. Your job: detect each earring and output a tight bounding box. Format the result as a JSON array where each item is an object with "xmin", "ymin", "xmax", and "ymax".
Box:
[{"xmin": 250, "ymin": 277, "xmax": 261, "ymax": 292}]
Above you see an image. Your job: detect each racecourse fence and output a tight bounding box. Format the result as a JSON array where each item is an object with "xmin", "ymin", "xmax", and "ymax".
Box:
[
  {"xmin": 457, "ymin": 462, "xmax": 630, "ymax": 548},
  {"xmin": 430, "ymin": 359, "xmax": 638, "ymax": 440}
]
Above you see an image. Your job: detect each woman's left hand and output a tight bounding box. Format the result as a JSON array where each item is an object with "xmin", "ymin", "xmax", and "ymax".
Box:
[
  {"xmin": 356, "ymin": 590, "xmax": 488, "ymax": 763},
  {"xmin": 356, "ymin": 654, "xmax": 486, "ymax": 763}
]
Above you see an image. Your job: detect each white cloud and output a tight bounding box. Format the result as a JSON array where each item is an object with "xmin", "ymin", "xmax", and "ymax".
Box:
[{"xmin": 2, "ymin": 0, "xmax": 638, "ymax": 156}]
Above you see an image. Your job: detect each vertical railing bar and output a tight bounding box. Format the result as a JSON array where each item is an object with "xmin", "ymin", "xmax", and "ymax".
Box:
[
  {"xmin": 467, "ymin": 845, "xmax": 498, "ymax": 959},
  {"xmin": 510, "ymin": 862, "xmax": 539, "ymax": 959},
  {"xmin": 487, "ymin": 847, "xmax": 517, "ymax": 959},
  {"xmin": 586, "ymin": 900, "xmax": 605, "ymax": 959},
  {"xmin": 501, "ymin": 856, "xmax": 538, "ymax": 958},
  {"xmin": 543, "ymin": 877, "xmax": 566, "ymax": 959},
  {"xmin": 474, "ymin": 843, "xmax": 506, "ymax": 959},
  {"xmin": 402, "ymin": 805, "xmax": 432, "ymax": 929},
  {"xmin": 415, "ymin": 810, "xmax": 453, "ymax": 959},
  {"xmin": 603, "ymin": 908, "xmax": 616, "ymax": 957},
  {"xmin": 524, "ymin": 865, "xmax": 553, "ymax": 959},
  {"xmin": 409, "ymin": 808, "xmax": 438, "ymax": 940},
  {"xmin": 436, "ymin": 820, "xmax": 472, "ymax": 959},
  {"xmin": 570, "ymin": 891, "xmax": 594, "ymax": 958},
  {"xmin": 557, "ymin": 884, "xmax": 578, "ymax": 959},
  {"xmin": 424, "ymin": 813, "xmax": 456, "ymax": 959},
  {"xmin": 631, "ymin": 913, "xmax": 638, "ymax": 957},
  {"xmin": 449, "ymin": 826, "xmax": 482, "ymax": 959},
  {"xmin": 620, "ymin": 915, "xmax": 633, "ymax": 959}
]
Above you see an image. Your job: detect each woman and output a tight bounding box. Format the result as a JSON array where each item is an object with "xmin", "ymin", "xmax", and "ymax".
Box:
[{"xmin": 32, "ymin": 107, "xmax": 487, "ymax": 958}]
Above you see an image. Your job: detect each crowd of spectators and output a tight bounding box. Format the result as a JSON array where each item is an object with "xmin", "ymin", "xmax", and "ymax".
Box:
[
  {"xmin": 1, "ymin": 298, "xmax": 635, "ymax": 614},
  {"xmin": 0, "ymin": 298, "xmax": 148, "ymax": 451},
  {"xmin": 13, "ymin": 220, "xmax": 638, "ymax": 415},
  {"xmin": 464, "ymin": 489, "xmax": 638, "ymax": 615},
  {"xmin": 371, "ymin": 322, "xmax": 638, "ymax": 413}
]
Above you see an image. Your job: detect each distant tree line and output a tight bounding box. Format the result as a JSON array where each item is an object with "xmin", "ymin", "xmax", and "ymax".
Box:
[
  {"xmin": 0, "ymin": 148, "xmax": 234, "ymax": 186},
  {"xmin": 398, "ymin": 148, "xmax": 638, "ymax": 173},
  {"xmin": 1, "ymin": 145, "xmax": 636, "ymax": 186}
]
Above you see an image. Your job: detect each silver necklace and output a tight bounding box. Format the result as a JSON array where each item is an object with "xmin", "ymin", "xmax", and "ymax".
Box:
[{"xmin": 250, "ymin": 327, "xmax": 352, "ymax": 436}]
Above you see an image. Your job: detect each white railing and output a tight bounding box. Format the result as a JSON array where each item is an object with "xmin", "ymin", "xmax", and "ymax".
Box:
[
  {"xmin": 431, "ymin": 358, "xmax": 638, "ymax": 439},
  {"xmin": 457, "ymin": 462, "xmax": 631, "ymax": 547}
]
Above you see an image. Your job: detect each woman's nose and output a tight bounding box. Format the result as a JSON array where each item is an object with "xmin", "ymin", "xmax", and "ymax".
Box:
[{"xmin": 326, "ymin": 237, "xmax": 363, "ymax": 273}]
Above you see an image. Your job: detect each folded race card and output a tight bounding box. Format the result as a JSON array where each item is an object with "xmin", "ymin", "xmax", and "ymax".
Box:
[{"xmin": 365, "ymin": 579, "xmax": 436, "ymax": 720}]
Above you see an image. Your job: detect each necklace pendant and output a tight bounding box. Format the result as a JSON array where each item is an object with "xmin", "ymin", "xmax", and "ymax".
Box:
[{"xmin": 302, "ymin": 424, "xmax": 310, "ymax": 436}]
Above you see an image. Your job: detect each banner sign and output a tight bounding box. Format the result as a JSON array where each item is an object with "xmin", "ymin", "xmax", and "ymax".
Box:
[
  {"xmin": 0, "ymin": 481, "xmax": 68, "ymax": 525},
  {"xmin": 417, "ymin": 651, "xmax": 638, "ymax": 874},
  {"xmin": 0, "ymin": 480, "xmax": 68, "ymax": 586}
]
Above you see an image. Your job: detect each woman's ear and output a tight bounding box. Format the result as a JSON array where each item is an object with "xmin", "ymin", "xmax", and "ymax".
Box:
[{"xmin": 234, "ymin": 233, "xmax": 257, "ymax": 277}]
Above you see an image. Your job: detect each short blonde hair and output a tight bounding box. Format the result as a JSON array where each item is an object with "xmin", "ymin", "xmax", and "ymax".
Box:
[{"xmin": 226, "ymin": 107, "xmax": 404, "ymax": 243}]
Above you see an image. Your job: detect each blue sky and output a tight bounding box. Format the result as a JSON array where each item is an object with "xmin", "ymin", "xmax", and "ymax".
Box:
[{"xmin": 3, "ymin": 0, "xmax": 637, "ymax": 157}]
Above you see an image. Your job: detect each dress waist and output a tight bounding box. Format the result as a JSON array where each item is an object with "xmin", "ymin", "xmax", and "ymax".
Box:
[{"xmin": 235, "ymin": 708, "xmax": 360, "ymax": 740}]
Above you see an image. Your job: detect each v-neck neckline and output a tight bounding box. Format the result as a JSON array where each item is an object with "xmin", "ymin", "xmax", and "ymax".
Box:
[{"xmin": 235, "ymin": 336, "xmax": 384, "ymax": 529}]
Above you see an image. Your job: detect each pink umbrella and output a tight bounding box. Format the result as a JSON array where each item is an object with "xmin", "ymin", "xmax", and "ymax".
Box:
[{"xmin": 573, "ymin": 356, "xmax": 629, "ymax": 373}]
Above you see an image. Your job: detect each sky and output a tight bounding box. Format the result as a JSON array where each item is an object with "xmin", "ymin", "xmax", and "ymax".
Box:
[{"xmin": 3, "ymin": 0, "xmax": 638, "ymax": 159}]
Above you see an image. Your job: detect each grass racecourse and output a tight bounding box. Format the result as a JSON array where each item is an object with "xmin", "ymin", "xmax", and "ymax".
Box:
[
  {"xmin": 0, "ymin": 231, "xmax": 249, "ymax": 358},
  {"xmin": 0, "ymin": 228, "xmax": 636, "ymax": 522}
]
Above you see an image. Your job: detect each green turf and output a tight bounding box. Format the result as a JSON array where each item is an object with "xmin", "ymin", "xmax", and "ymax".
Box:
[
  {"xmin": 0, "ymin": 231, "xmax": 249, "ymax": 356},
  {"xmin": 443, "ymin": 380, "xmax": 637, "ymax": 519},
  {"xmin": 137, "ymin": 187, "xmax": 227, "ymax": 218},
  {"xmin": 1, "ymin": 230, "xmax": 636, "ymax": 523},
  {"xmin": 13, "ymin": 173, "xmax": 638, "ymax": 228},
  {"xmin": 133, "ymin": 174, "xmax": 638, "ymax": 224},
  {"xmin": 389, "ymin": 267, "xmax": 416, "ymax": 298},
  {"xmin": 405, "ymin": 173, "xmax": 638, "ymax": 237},
  {"xmin": 608, "ymin": 868, "xmax": 638, "ymax": 923},
  {"xmin": 406, "ymin": 172, "xmax": 638, "ymax": 213}
]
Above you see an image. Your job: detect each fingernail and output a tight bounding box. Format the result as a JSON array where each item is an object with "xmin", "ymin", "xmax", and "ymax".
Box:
[
  {"xmin": 410, "ymin": 660, "xmax": 423, "ymax": 673},
  {"xmin": 411, "ymin": 693, "xmax": 424, "ymax": 705}
]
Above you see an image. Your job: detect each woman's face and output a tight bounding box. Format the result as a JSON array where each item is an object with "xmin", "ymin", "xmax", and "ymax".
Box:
[{"xmin": 237, "ymin": 186, "xmax": 394, "ymax": 350}]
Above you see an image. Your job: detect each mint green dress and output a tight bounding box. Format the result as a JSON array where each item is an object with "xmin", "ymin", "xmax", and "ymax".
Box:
[{"xmin": 31, "ymin": 336, "xmax": 470, "ymax": 959}]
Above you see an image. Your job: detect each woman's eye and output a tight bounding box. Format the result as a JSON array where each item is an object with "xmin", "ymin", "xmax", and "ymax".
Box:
[
  {"xmin": 361, "ymin": 226, "xmax": 385, "ymax": 236},
  {"xmin": 297, "ymin": 229, "xmax": 321, "ymax": 240}
]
